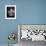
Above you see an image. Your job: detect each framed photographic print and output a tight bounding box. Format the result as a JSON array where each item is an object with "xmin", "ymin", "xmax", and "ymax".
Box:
[{"xmin": 5, "ymin": 5, "xmax": 16, "ymax": 19}]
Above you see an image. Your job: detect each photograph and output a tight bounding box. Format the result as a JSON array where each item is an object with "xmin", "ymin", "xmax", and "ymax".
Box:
[{"xmin": 5, "ymin": 5, "xmax": 16, "ymax": 19}]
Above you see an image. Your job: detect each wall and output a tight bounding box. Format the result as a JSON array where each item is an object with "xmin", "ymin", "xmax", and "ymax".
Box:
[
  {"xmin": 16, "ymin": 0, "xmax": 46, "ymax": 24},
  {"xmin": 0, "ymin": 0, "xmax": 46, "ymax": 44},
  {"xmin": 0, "ymin": 0, "xmax": 18, "ymax": 44}
]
